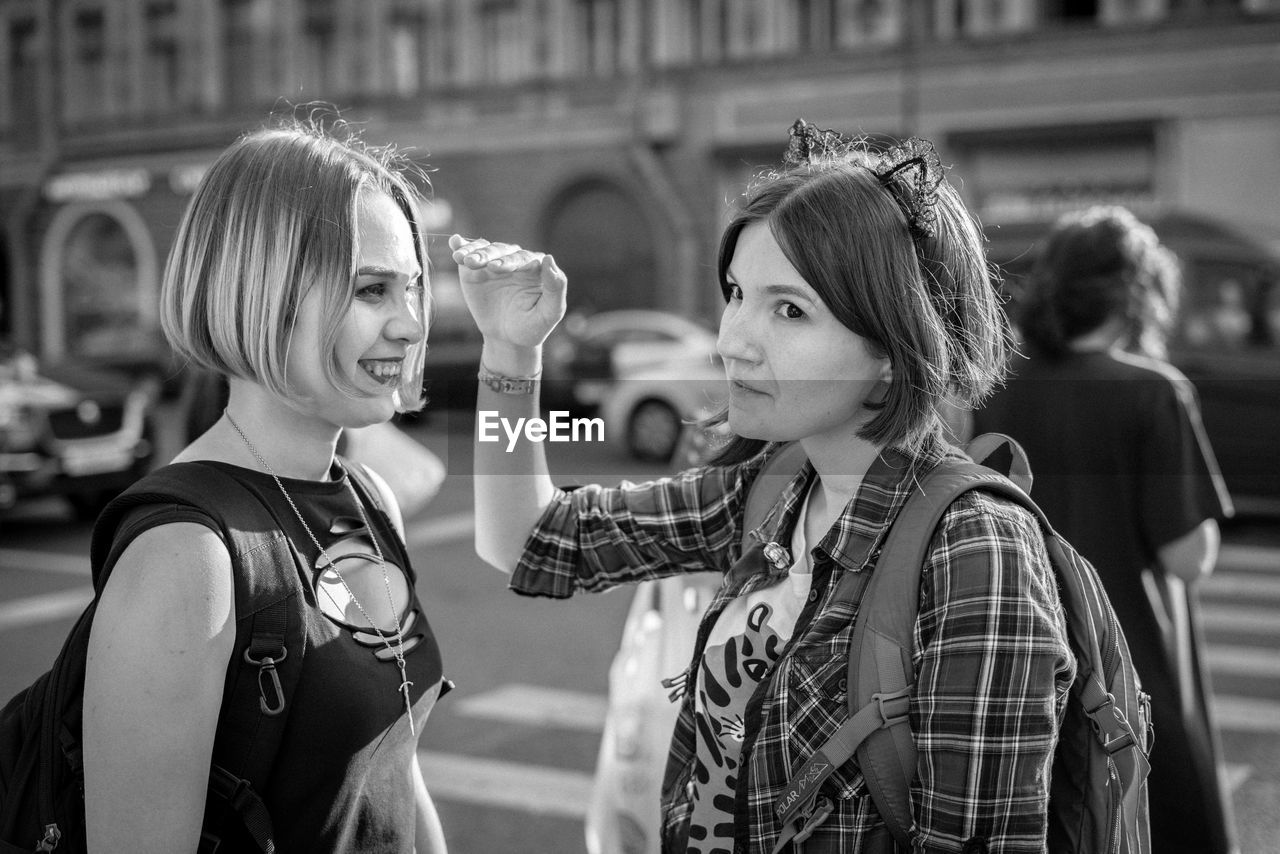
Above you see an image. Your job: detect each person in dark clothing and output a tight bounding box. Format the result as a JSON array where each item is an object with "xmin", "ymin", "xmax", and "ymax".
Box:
[
  {"xmin": 82, "ymin": 117, "xmax": 448, "ymax": 852},
  {"xmin": 974, "ymin": 205, "xmax": 1238, "ymax": 854}
]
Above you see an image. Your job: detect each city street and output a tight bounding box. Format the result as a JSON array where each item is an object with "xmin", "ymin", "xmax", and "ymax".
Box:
[{"xmin": 2, "ymin": 412, "xmax": 1279, "ymax": 853}]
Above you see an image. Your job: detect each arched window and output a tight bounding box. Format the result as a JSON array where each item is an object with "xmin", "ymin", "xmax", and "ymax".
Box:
[
  {"xmin": 544, "ymin": 180, "xmax": 656, "ymax": 314},
  {"xmin": 40, "ymin": 202, "xmax": 159, "ymax": 362}
]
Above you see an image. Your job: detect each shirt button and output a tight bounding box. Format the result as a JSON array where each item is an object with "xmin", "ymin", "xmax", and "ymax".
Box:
[{"xmin": 807, "ymin": 589, "xmax": 819, "ymax": 603}]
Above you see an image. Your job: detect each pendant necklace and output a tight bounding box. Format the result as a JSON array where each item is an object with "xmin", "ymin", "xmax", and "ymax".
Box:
[{"xmin": 225, "ymin": 410, "xmax": 416, "ymax": 735}]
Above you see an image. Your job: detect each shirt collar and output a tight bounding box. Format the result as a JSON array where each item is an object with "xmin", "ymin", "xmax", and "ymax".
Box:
[{"xmin": 750, "ymin": 432, "xmax": 951, "ymax": 574}]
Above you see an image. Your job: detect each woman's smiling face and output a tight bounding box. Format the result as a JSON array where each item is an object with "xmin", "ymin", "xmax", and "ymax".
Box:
[
  {"xmin": 285, "ymin": 187, "xmax": 425, "ymax": 428},
  {"xmin": 716, "ymin": 221, "xmax": 891, "ymax": 446}
]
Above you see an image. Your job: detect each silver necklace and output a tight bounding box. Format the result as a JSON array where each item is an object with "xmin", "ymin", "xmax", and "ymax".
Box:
[{"xmin": 224, "ymin": 410, "xmax": 415, "ymax": 735}]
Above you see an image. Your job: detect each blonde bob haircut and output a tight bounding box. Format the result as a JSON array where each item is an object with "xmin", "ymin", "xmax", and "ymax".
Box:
[{"xmin": 161, "ymin": 118, "xmax": 430, "ymax": 412}]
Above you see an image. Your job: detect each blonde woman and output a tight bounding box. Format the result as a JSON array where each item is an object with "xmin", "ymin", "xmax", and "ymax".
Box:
[{"xmin": 81, "ymin": 118, "xmax": 448, "ymax": 853}]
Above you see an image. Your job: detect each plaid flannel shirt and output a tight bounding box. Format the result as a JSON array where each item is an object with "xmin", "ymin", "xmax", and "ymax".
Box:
[{"xmin": 511, "ymin": 436, "xmax": 1074, "ymax": 853}]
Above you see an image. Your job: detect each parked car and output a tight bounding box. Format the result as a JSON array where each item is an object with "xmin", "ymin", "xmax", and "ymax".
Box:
[
  {"xmin": 546, "ymin": 310, "xmax": 720, "ymax": 413},
  {"xmin": 598, "ymin": 353, "xmax": 728, "ymax": 463},
  {"xmin": 420, "ymin": 270, "xmax": 485, "ymax": 410},
  {"xmin": 988, "ymin": 209, "xmax": 1280, "ymax": 514},
  {"xmin": 0, "ymin": 349, "xmax": 156, "ymax": 519}
]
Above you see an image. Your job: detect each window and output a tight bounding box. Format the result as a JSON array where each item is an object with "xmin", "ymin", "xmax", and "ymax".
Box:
[
  {"xmin": 69, "ymin": 6, "xmax": 107, "ymax": 120},
  {"xmin": 389, "ymin": 1, "xmax": 427, "ymax": 95},
  {"xmin": 575, "ymin": 0, "xmax": 621, "ymax": 76},
  {"xmin": 145, "ymin": 1, "xmax": 180, "ymax": 113},
  {"xmin": 223, "ymin": 0, "xmax": 258, "ymax": 103},
  {"xmin": 60, "ymin": 213, "xmax": 145, "ymax": 359},
  {"xmin": 479, "ymin": 0, "xmax": 525, "ymax": 83},
  {"xmin": 832, "ymin": 0, "xmax": 901, "ymax": 47},
  {"xmin": 1179, "ymin": 263, "xmax": 1279, "ymax": 352},
  {"xmin": 793, "ymin": 0, "xmax": 836, "ymax": 51},
  {"xmin": 301, "ymin": 0, "xmax": 336, "ymax": 94},
  {"xmin": 7, "ymin": 17, "xmax": 39, "ymax": 139}
]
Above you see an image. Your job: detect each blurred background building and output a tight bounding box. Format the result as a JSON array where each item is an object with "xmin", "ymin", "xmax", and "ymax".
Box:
[{"xmin": 1, "ymin": 0, "xmax": 1278, "ymax": 381}]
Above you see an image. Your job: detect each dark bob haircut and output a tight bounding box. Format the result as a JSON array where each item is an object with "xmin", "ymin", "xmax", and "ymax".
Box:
[{"xmin": 708, "ymin": 146, "xmax": 1010, "ymax": 464}]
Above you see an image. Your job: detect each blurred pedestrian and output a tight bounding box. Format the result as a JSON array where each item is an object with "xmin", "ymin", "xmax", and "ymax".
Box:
[
  {"xmin": 974, "ymin": 205, "xmax": 1238, "ymax": 854},
  {"xmin": 81, "ymin": 116, "xmax": 450, "ymax": 852},
  {"xmin": 457, "ymin": 120, "xmax": 1076, "ymax": 852}
]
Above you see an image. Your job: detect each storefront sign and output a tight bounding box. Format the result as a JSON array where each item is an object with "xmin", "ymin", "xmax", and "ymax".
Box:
[{"xmin": 43, "ymin": 169, "xmax": 151, "ymax": 202}]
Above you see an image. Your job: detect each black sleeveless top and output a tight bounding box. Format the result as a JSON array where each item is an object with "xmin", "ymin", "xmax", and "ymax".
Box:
[{"xmin": 114, "ymin": 459, "xmax": 446, "ymax": 853}]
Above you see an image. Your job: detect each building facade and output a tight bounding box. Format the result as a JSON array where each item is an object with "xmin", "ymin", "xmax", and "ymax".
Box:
[{"xmin": 1, "ymin": 0, "xmax": 1278, "ymax": 376}]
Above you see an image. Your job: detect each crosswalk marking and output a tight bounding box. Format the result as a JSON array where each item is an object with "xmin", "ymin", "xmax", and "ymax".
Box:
[
  {"xmin": 0, "ymin": 547, "xmax": 89, "ymax": 576},
  {"xmin": 1203, "ymin": 571, "xmax": 1280, "ymax": 600},
  {"xmin": 0, "ymin": 587, "xmax": 92, "ymax": 630},
  {"xmin": 1216, "ymin": 543, "xmax": 1279, "ymax": 573},
  {"xmin": 1205, "ymin": 644, "xmax": 1280, "ymax": 679},
  {"xmin": 1201, "ymin": 602, "xmax": 1280, "ymax": 635},
  {"xmin": 418, "ymin": 750, "xmax": 593, "ymax": 818},
  {"xmin": 1212, "ymin": 695, "xmax": 1280, "ymax": 734},
  {"xmin": 454, "ymin": 683, "xmax": 609, "ymax": 732}
]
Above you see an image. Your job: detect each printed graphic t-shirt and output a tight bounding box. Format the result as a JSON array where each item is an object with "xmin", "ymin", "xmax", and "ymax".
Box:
[{"xmin": 686, "ymin": 484, "xmax": 815, "ymax": 854}]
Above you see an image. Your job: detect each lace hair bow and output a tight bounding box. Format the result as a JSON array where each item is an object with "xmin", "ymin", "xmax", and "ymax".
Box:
[{"xmin": 783, "ymin": 118, "xmax": 944, "ymax": 239}]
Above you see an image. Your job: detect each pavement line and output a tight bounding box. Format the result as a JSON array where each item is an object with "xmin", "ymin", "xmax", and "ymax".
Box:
[
  {"xmin": 0, "ymin": 587, "xmax": 92, "ymax": 631},
  {"xmin": 406, "ymin": 511, "xmax": 474, "ymax": 548},
  {"xmin": 1203, "ymin": 572, "xmax": 1280, "ymax": 601},
  {"xmin": 1225, "ymin": 763, "xmax": 1251, "ymax": 793},
  {"xmin": 0, "ymin": 548, "xmax": 90, "ymax": 576},
  {"xmin": 454, "ymin": 683, "xmax": 608, "ymax": 733},
  {"xmin": 1216, "ymin": 543, "xmax": 1278, "ymax": 573},
  {"xmin": 1206, "ymin": 645, "xmax": 1280, "ymax": 679},
  {"xmin": 417, "ymin": 750, "xmax": 592, "ymax": 818},
  {"xmin": 1201, "ymin": 603, "xmax": 1280, "ymax": 635},
  {"xmin": 1212, "ymin": 695, "xmax": 1280, "ymax": 734}
]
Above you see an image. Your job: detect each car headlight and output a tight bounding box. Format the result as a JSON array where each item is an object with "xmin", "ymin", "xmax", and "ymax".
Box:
[{"xmin": 0, "ymin": 405, "xmax": 41, "ymax": 450}]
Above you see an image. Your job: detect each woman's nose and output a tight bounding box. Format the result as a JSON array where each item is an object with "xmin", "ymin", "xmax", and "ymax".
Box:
[
  {"xmin": 717, "ymin": 304, "xmax": 758, "ymax": 365},
  {"xmin": 388, "ymin": 298, "xmax": 425, "ymax": 346}
]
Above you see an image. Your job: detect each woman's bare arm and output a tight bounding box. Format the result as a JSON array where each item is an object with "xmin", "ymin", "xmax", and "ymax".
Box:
[
  {"xmin": 83, "ymin": 522, "xmax": 235, "ymax": 853},
  {"xmin": 451, "ymin": 235, "xmax": 566, "ymax": 573}
]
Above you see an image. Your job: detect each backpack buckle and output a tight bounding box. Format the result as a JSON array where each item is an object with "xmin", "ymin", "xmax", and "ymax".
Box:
[
  {"xmin": 792, "ymin": 796, "xmax": 835, "ymax": 845},
  {"xmin": 1086, "ymin": 692, "xmax": 1137, "ymax": 754},
  {"xmin": 872, "ymin": 688, "xmax": 911, "ymax": 726},
  {"xmin": 244, "ymin": 646, "xmax": 288, "ymax": 716},
  {"xmin": 221, "ymin": 775, "xmax": 255, "ymax": 812}
]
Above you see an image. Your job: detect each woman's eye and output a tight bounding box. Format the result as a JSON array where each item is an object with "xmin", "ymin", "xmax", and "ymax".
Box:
[
  {"xmin": 727, "ymin": 284, "xmax": 743, "ymax": 301},
  {"xmin": 356, "ymin": 282, "xmax": 386, "ymax": 301},
  {"xmin": 779, "ymin": 302, "xmax": 805, "ymax": 320}
]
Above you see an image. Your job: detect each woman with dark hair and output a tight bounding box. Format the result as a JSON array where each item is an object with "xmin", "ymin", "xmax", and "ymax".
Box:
[
  {"xmin": 456, "ymin": 121, "xmax": 1074, "ymax": 853},
  {"xmin": 975, "ymin": 205, "xmax": 1237, "ymax": 854}
]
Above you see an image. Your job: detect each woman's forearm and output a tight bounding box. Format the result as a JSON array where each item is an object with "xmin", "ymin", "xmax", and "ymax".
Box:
[{"xmin": 473, "ymin": 342, "xmax": 557, "ymax": 572}]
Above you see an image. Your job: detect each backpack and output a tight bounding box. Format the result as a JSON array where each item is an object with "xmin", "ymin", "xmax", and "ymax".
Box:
[
  {"xmin": 0, "ymin": 460, "xmax": 387, "ymax": 853},
  {"xmin": 746, "ymin": 435, "xmax": 1152, "ymax": 854}
]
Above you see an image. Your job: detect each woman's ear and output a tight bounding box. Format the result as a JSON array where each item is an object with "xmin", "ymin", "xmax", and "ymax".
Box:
[
  {"xmin": 877, "ymin": 359, "xmax": 893, "ymax": 385},
  {"xmin": 866, "ymin": 359, "xmax": 893, "ymax": 406}
]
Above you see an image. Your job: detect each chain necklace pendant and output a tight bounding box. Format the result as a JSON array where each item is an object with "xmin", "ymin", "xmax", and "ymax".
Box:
[
  {"xmin": 225, "ymin": 410, "xmax": 417, "ymax": 737},
  {"xmin": 399, "ymin": 660, "xmax": 415, "ymax": 736}
]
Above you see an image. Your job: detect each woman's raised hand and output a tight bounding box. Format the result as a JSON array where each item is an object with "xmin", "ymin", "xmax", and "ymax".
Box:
[{"xmin": 450, "ymin": 235, "xmax": 567, "ymax": 352}]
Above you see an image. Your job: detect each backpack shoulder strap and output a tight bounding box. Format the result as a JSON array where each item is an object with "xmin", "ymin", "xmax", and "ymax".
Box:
[
  {"xmin": 740, "ymin": 442, "xmax": 808, "ymax": 552},
  {"xmin": 773, "ymin": 438, "xmax": 1039, "ymax": 851},
  {"xmin": 91, "ymin": 462, "xmax": 307, "ymax": 852},
  {"xmin": 848, "ymin": 463, "xmax": 1034, "ymax": 846}
]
